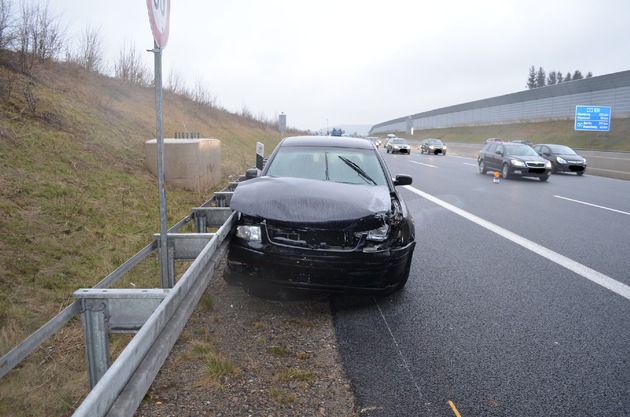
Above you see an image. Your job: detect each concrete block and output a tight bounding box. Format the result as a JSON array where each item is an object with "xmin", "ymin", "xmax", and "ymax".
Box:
[{"xmin": 144, "ymin": 138, "xmax": 221, "ymax": 192}]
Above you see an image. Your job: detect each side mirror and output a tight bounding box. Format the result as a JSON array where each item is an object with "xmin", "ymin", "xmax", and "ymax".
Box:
[
  {"xmin": 245, "ymin": 167, "xmax": 258, "ymax": 179},
  {"xmin": 393, "ymin": 174, "xmax": 412, "ymax": 186}
]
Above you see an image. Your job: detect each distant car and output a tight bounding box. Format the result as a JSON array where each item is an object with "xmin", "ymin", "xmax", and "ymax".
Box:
[
  {"xmin": 420, "ymin": 139, "xmax": 447, "ymax": 155},
  {"xmin": 485, "ymin": 137, "xmax": 504, "ymax": 144},
  {"xmin": 386, "ymin": 138, "xmax": 411, "ymax": 154},
  {"xmin": 224, "ymin": 136, "xmax": 416, "ymax": 296},
  {"xmin": 511, "ymin": 140, "xmax": 534, "ymax": 147},
  {"xmin": 478, "ymin": 141, "xmax": 552, "ymax": 181},
  {"xmin": 532, "ymin": 144, "xmax": 587, "ymax": 175},
  {"xmin": 366, "ymin": 137, "xmax": 382, "ymax": 148}
]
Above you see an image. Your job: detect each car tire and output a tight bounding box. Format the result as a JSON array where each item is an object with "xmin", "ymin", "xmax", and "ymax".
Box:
[
  {"xmin": 501, "ymin": 163, "xmax": 510, "ymax": 179},
  {"xmin": 577, "ymin": 171, "xmax": 584, "ymax": 176},
  {"xmin": 540, "ymin": 175, "xmax": 549, "ymax": 182},
  {"xmin": 479, "ymin": 160, "xmax": 487, "ymax": 174}
]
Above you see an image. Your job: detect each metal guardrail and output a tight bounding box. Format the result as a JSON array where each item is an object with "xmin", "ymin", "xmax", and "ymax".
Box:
[{"xmin": 0, "ymin": 179, "xmax": 242, "ymax": 417}]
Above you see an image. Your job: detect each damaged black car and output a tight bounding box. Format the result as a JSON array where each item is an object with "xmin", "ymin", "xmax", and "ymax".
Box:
[{"xmin": 224, "ymin": 136, "xmax": 416, "ymax": 296}]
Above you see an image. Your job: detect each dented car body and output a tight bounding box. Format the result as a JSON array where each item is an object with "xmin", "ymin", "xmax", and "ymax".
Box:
[{"xmin": 224, "ymin": 136, "xmax": 416, "ymax": 295}]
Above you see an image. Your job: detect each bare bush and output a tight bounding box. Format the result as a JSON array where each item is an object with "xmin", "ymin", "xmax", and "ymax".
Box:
[
  {"xmin": 188, "ymin": 73, "xmax": 216, "ymax": 109},
  {"xmin": 165, "ymin": 69, "xmax": 187, "ymax": 95},
  {"xmin": 114, "ymin": 40, "xmax": 150, "ymax": 86},
  {"xmin": 15, "ymin": 1, "xmax": 65, "ymax": 72},
  {"xmin": 0, "ymin": 0, "xmax": 15, "ymax": 51},
  {"xmin": 71, "ymin": 24, "xmax": 106, "ymax": 73}
]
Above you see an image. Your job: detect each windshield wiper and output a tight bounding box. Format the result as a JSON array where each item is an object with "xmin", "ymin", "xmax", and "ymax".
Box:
[{"xmin": 338, "ymin": 156, "xmax": 377, "ymax": 185}]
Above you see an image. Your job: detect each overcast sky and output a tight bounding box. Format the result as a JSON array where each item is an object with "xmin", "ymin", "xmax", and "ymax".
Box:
[{"xmin": 52, "ymin": 0, "xmax": 630, "ymax": 132}]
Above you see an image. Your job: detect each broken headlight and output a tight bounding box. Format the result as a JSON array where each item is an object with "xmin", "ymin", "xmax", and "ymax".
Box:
[
  {"xmin": 365, "ymin": 224, "xmax": 389, "ymax": 242},
  {"xmin": 236, "ymin": 225, "xmax": 262, "ymax": 242}
]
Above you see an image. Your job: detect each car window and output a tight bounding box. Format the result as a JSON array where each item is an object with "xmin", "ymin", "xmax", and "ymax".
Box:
[
  {"xmin": 391, "ymin": 139, "xmax": 408, "ymax": 144},
  {"xmin": 548, "ymin": 145, "xmax": 576, "ymax": 154},
  {"xmin": 486, "ymin": 143, "xmax": 497, "ymax": 153},
  {"xmin": 265, "ymin": 147, "xmax": 387, "ymax": 186},
  {"xmin": 504, "ymin": 144, "xmax": 537, "ymax": 156}
]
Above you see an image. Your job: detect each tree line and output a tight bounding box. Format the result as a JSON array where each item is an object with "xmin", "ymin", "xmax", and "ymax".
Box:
[
  {"xmin": 0, "ymin": 0, "xmax": 280, "ymax": 126},
  {"xmin": 526, "ymin": 66, "xmax": 593, "ymax": 89}
]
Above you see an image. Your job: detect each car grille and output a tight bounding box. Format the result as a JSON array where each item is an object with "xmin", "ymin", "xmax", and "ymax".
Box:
[
  {"xmin": 525, "ymin": 161, "xmax": 546, "ymax": 174},
  {"xmin": 266, "ymin": 224, "xmax": 361, "ymax": 250}
]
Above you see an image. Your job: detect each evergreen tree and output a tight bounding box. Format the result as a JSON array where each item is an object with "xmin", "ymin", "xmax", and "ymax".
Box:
[
  {"xmin": 573, "ymin": 70, "xmax": 584, "ymax": 80},
  {"xmin": 565, "ymin": 72, "xmax": 572, "ymax": 82},
  {"xmin": 547, "ymin": 70, "xmax": 558, "ymax": 86},
  {"xmin": 535, "ymin": 67, "xmax": 546, "ymax": 88},
  {"xmin": 586, "ymin": 72, "xmax": 593, "ymax": 78},
  {"xmin": 526, "ymin": 66, "xmax": 536, "ymax": 89},
  {"xmin": 557, "ymin": 72, "xmax": 564, "ymax": 83}
]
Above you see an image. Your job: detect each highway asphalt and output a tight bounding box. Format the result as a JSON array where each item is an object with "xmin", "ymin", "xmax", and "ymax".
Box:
[{"xmin": 332, "ymin": 149, "xmax": 630, "ymax": 417}]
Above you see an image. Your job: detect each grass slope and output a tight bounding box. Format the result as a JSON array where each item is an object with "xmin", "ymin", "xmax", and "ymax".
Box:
[
  {"xmin": 0, "ymin": 53, "xmax": 299, "ymax": 416},
  {"xmin": 388, "ymin": 119, "xmax": 630, "ymax": 151}
]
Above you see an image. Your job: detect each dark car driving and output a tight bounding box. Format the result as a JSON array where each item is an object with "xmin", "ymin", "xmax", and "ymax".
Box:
[
  {"xmin": 532, "ymin": 144, "xmax": 587, "ymax": 175},
  {"xmin": 420, "ymin": 139, "xmax": 447, "ymax": 155},
  {"xmin": 478, "ymin": 141, "xmax": 552, "ymax": 181},
  {"xmin": 224, "ymin": 136, "xmax": 416, "ymax": 295}
]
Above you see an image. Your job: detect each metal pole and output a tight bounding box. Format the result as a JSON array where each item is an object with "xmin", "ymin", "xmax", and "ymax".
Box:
[{"xmin": 152, "ymin": 42, "xmax": 174, "ymax": 288}]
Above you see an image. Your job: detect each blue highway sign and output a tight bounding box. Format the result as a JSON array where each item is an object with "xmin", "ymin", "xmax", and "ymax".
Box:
[{"xmin": 575, "ymin": 105, "xmax": 611, "ymax": 131}]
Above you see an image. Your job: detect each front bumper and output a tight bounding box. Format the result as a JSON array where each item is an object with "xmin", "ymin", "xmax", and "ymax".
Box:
[
  {"xmin": 225, "ymin": 240, "xmax": 416, "ymax": 294},
  {"xmin": 556, "ymin": 162, "xmax": 586, "ymax": 173},
  {"xmin": 391, "ymin": 147, "xmax": 410, "ymax": 154},
  {"xmin": 509, "ymin": 167, "xmax": 550, "ymax": 178}
]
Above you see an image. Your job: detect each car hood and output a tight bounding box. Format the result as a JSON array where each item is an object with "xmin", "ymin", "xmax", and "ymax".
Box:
[
  {"xmin": 512, "ymin": 155, "xmax": 548, "ymax": 163},
  {"xmin": 557, "ymin": 153, "xmax": 585, "ymax": 161},
  {"xmin": 230, "ymin": 177, "xmax": 391, "ymax": 226}
]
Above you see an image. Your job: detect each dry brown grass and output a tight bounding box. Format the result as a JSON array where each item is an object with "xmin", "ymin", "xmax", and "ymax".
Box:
[{"xmin": 0, "ymin": 51, "xmax": 304, "ymax": 417}]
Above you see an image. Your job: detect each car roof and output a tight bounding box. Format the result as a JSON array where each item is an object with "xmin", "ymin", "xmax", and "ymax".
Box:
[{"xmin": 279, "ymin": 135, "xmax": 374, "ymax": 149}]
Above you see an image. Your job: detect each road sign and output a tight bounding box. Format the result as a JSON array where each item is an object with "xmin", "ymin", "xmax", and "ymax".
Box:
[
  {"xmin": 575, "ymin": 105, "xmax": 611, "ymax": 131},
  {"xmin": 279, "ymin": 113, "xmax": 286, "ymax": 133},
  {"xmin": 146, "ymin": 0, "xmax": 171, "ymax": 48}
]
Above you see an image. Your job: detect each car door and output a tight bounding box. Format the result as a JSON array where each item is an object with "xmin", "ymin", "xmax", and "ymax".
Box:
[{"xmin": 485, "ymin": 143, "xmax": 499, "ymax": 170}]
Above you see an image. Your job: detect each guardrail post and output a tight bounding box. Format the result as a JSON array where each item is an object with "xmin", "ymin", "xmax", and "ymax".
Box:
[
  {"xmin": 79, "ymin": 298, "xmax": 111, "ymax": 389},
  {"xmin": 195, "ymin": 210, "xmax": 207, "ymax": 233},
  {"xmin": 167, "ymin": 239, "xmax": 176, "ymax": 286}
]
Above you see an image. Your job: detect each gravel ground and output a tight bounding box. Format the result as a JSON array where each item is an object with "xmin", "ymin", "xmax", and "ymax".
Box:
[{"xmin": 134, "ymin": 262, "xmax": 357, "ymax": 417}]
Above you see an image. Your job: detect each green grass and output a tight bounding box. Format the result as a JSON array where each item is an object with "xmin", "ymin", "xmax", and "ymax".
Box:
[
  {"xmin": 390, "ymin": 118, "xmax": 630, "ymax": 151},
  {"xmin": 0, "ymin": 52, "xmax": 300, "ymax": 417}
]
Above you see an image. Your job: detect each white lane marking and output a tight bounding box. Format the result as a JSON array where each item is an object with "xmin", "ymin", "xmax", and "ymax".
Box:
[
  {"xmin": 554, "ymin": 195, "xmax": 630, "ymax": 216},
  {"xmin": 403, "ymin": 185, "xmax": 630, "ymax": 301},
  {"xmin": 463, "ymin": 162, "xmax": 478, "ymax": 167},
  {"xmin": 372, "ymin": 299, "xmax": 430, "ymax": 411},
  {"xmin": 409, "ymin": 161, "xmax": 437, "ymax": 168}
]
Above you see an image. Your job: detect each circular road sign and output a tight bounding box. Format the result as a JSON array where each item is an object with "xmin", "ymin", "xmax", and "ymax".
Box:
[{"xmin": 146, "ymin": 0, "xmax": 171, "ymax": 48}]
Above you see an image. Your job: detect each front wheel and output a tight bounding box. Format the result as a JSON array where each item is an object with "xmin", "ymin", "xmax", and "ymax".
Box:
[
  {"xmin": 577, "ymin": 171, "xmax": 584, "ymax": 176},
  {"xmin": 501, "ymin": 163, "xmax": 510, "ymax": 179},
  {"xmin": 479, "ymin": 160, "xmax": 487, "ymax": 174},
  {"xmin": 539, "ymin": 175, "xmax": 549, "ymax": 182}
]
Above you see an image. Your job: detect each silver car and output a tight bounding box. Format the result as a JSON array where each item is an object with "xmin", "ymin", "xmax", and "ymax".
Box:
[{"xmin": 386, "ymin": 138, "xmax": 411, "ymax": 155}]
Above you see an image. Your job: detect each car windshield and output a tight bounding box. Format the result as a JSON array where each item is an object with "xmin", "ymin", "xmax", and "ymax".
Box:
[
  {"xmin": 391, "ymin": 139, "xmax": 408, "ymax": 145},
  {"xmin": 548, "ymin": 145, "xmax": 577, "ymax": 155},
  {"xmin": 427, "ymin": 139, "xmax": 443, "ymax": 145},
  {"xmin": 504, "ymin": 144, "xmax": 538, "ymax": 156},
  {"xmin": 265, "ymin": 146, "xmax": 387, "ymax": 186}
]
